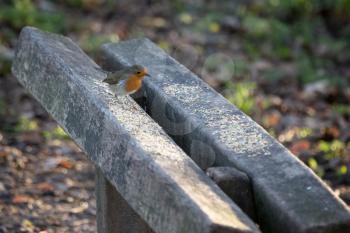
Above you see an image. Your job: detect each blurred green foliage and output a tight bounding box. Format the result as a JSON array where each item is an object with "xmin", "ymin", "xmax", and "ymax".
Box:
[
  {"xmin": 80, "ymin": 34, "xmax": 119, "ymax": 55},
  {"xmin": 0, "ymin": 0, "xmax": 65, "ymax": 33},
  {"xmin": 312, "ymin": 139, "xmax": 349, "ymax": 178},
  {"xmin": 240, "ymin": 0, "xmax": 350, "ymax": 85},
  {"xmin": 318, "ymin": 139, "xmax": 345, "ymax": 160},
  {"xmin": 298, "ymin": 128, "xmax": 313, "ymax": 138},
  {"xmin": 14, "ymin": 116, "xmax": 38, "ymax": 132},
  {"xmin": 308, "ymin": 157, "xmax": 325, "ymax": 177},
  {"xmin": 225, "ymin": 81, "xmax": 256, "ymax": 115},
  {"xmin": 43, "ymin": 126, "xmax": 69, "ymax": 140},
  {"xmin": 337, "ymin": 165, "xmax": 348, "ymax": 176},
  {"xmin": 332, "ymin": 104, "xmax": 350, "ymax": 115},
  {"xmin": 194, "ymin": 13, "xmax": 222, "ymax": 33},
  {"xmin": 173, "ymin": 0, "xmax": 349, "ymax": 88}
]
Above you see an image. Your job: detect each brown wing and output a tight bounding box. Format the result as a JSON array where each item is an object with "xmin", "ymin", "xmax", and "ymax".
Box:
[{"xmin": 103, "ymin": 70, "xmax": 129, "ymax": 85}]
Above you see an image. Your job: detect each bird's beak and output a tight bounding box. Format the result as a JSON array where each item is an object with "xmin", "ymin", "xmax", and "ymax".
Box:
[{"xmin": 145, "ymin": 73, "xmax": 151, "ymax": 77}]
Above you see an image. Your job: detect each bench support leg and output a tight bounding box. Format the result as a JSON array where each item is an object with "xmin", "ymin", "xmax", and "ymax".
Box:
[{"xmin": 95, "ymin": 167, "xmax": 154, "ymax": 233}]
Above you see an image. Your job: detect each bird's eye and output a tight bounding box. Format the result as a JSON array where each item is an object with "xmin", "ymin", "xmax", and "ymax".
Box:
[{"xmin": 136, "ymin": 71, "xmax": 141, "ymax": 74}]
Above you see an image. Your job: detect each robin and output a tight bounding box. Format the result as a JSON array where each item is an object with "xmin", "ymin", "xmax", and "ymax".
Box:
[{"xmin": 98, "ymin": 65, "xmax": 150, "ymax": 96}]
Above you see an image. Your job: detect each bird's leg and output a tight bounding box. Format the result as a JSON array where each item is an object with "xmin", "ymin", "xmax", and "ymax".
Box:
[{"xmin": 143, "ymin": 90, "xmax": 148, "ymax": 113}]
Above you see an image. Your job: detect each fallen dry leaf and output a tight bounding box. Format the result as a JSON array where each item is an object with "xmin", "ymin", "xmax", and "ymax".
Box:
[
  {"xmin": 264, "ymin": 111, "xmax": 281, "ymax": 127},
  {"xmin": 322, "ymin": 127, "xmax": 341, "ymax": 139},
  {"xmin": 12, "ymin": 194, "xmax": 31, "ymax": 204},
  {"xmin": 290, "ymin": 140, "xmax": 311, "ymax": 155},
  {"xmin": 43, "ymin": 157, "xmax": 74, "ymax": 170},
  {"xmin": 35, "ymin": 182, "xmax": 54, "ymax": 192},
  {"xmin": 58, "ymin": 159, "xmax": 74, "ymax": 169},
  {"xmin": 69, "ymin": 202, "xmax": 89, "ymax": 214}
]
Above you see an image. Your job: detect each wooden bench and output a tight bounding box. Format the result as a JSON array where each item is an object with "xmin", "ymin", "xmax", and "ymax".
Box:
[{"xmin": 12, "ymin": 26, "xmax": 350, "ymax": 233}]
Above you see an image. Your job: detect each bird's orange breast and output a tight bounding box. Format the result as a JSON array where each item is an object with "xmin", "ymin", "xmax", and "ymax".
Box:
[{"xmin": 125, "ymin": 75, "xmax": 142, "ymax": 93}]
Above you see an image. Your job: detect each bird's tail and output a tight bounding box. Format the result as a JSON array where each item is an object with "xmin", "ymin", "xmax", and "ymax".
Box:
[
  {"xmin": 94, "ymin": 66, "xmax": 109, "ymax": 74},
  {"xmin": 94, "ymin": 67, "xmax": 115, "ymax": 83},
  {"xmin": 103, "ymin": 76, "xmax": 115, "ymax": 84}
]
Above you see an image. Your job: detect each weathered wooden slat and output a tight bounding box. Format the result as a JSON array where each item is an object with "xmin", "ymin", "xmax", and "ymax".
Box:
[
  {"xmin": 12, "ymin": 27, "xmax": 260, "ymax": 233},
  {"xmin": 100, "ymin": 38, "xmax": 350, "ymax": 233}
]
